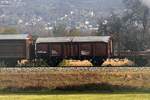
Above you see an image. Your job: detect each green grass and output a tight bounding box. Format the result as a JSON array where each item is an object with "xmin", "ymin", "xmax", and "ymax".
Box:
[{"xmin": 0, "ymin": 93, "xmax": 150, "ymax": 100}]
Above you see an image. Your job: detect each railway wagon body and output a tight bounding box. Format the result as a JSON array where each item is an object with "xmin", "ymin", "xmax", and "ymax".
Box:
[
  {"xmin": 36, "ymin": 36, "xmax": 112, "ymax": 66},
  {"xmin": 72, "ymin": 36, "xmax": 112, "ymax": 65},
  {"xmin": 0, "ymin": 34, "xmax": 32, "ymax": 66}
]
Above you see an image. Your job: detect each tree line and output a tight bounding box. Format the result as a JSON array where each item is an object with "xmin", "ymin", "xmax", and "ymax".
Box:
[{"xmin": 97, "ymin": 0, "xmax": 150, "ymax": 53}]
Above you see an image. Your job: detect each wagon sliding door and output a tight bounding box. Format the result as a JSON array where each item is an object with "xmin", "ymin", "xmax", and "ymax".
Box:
[
  {"xmin": 78, "ymin": 43, "xmax": 92, "ymax": 57},
  {"xmin": 62, "ymin": 43, "xmax": 78, "ymax": 58},
  {"xmin": 63, "ymin": 43, "xmax": 71, "ymax": 58},
  {"xmin": 70, "ymin": 43, "xmax": 78, "ymax": 57},
  {"xmin": 93, "ymin": 42, "xmax": 108, "ymax": 57},
  {"xmin": 50, "ymin": 43, "xmax": 62, "ymax": 57},
  {"xmin": 36, "ymin": 43, "xmax": 49, "ymax": 59}
]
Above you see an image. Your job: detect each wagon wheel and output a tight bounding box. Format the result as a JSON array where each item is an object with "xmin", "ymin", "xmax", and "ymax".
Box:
[
  {"xmin": 49, "ymin": 58, "xmax": 62, "ymax": 67},
  {"xmin": 91, "ymin": 57, "xmax": 106, "ymax": 67}
]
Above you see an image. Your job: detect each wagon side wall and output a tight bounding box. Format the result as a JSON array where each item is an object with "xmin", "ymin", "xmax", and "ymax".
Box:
[
  {"xmin": 74, "ymin": 42, "xmax": 108, "ymax": 58},
  {"xmin": 0, "ymin": 40, "xmax": 27, "ymax": 59},
  {"xmin": 92, "ymin": 42, "xmax": 108, "ymax": 57}
]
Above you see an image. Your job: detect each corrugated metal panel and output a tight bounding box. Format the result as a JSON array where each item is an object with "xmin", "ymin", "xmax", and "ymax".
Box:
[
  {"xmin": 0, "ymin": 34, "xmax": 29, "ymax": 40},
  {"xmin": 0, "ymin": 41, "xmax": 26, "ymax": 58},
  {"xmin": 93, "ymin": 43, "xmax": 107, "ymax": 56},
  {"xmin": 36, "ymin": 36, "xmax": 111, "ymax": 43}
]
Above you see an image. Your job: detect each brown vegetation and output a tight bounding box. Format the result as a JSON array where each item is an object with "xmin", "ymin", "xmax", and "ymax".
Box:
[
  {"xmin": 102, "ymin": 58, "xmax": 135, "ymax": 67},
  {"xmin": 58, "ymin": 60, "xmax": 93, "ymax": 67},
  {"xmin": 0, "ymin": 67, "xmax": 150, "ymax": 91}
]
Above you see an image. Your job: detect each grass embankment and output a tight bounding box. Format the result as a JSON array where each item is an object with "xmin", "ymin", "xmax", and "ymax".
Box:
[
  {"xmin": 0, "ymin": 67, "xmax": 150, "ymax": 92},
  {"xmin": 0, "ymin": 67, "xmax": 150, "ymax": 100}
]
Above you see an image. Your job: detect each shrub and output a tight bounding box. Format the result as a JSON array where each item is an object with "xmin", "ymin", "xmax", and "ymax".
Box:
[
  {"xmin": 0, "ymin": 60, "xmax": 7, "ymax": 67},
  {"xmin": 102, "ymin": 58, "xmax": 135, "ymax": 67},
  {"xmin": 58, "ymin": 59, "xmax": 93, "ymax": 67},
  {"xmin": 55, "ymin": 83, "xmax": 114, "ymax": 92},
  {"xmin": 16, "ymin": 59, "xmax": 49, "ymax": 67},
  {"xmin": 128, "ymin": 56, "xmax": 148, "ymax": 66}
]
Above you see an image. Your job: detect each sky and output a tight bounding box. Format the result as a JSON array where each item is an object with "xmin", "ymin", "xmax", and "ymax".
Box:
[{"xmin": 140, "ymin": 0, "xmax": 150, "ymax": 8}]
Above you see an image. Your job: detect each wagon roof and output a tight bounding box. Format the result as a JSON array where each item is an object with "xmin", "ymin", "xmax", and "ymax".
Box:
[
  {"xmin": 0, "ymin": 34, "xmax": 29, "ymax": 40},
  {"xmin": 36, "ymin": 36, "xmax": 111, "ymax": 43},
  {"xmin": 36, "ymin": 37, "xmax": 71, "ymax": 43},
  {"xmin": 72, "ymin": 36, "xmax": 111, "ymax": 42}
]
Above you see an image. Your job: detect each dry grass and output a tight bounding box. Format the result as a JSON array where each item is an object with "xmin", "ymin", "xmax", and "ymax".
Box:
[
  {"xmin": 102, "ymin": 58, "xmax": 135, "ymax": 67},
  {"xmin": 0, "ymin": 67, "xmax": 150, "ymax": 91},
  {"xmin": 0, "ymin": 72, "xmax": 102, "ymax": 89},
  {"xmin": 59, "ymin": 60, "xmax": 93, "ymax": 67},
  {"xmin": 0, "ymin": 68, "xmax": 150, "ymax": 100}
]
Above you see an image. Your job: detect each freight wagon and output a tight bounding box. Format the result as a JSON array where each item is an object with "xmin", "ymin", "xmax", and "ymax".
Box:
[
  {"xmin": 0, "ymin": 34, "xmax": 32, "ymax": 66},
  {"xmin": 36, "ymin": 36, "xmax": 112, "ymax": 66}
]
